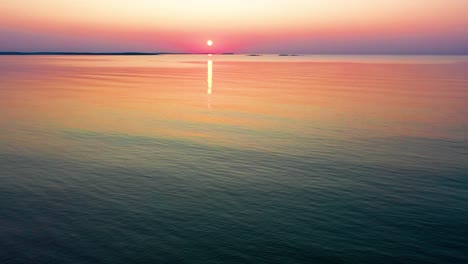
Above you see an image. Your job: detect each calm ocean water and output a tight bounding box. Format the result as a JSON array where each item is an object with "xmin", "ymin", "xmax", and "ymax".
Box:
[{"xmin": 0, "ymin": 55, "xmax": 467, "ymax": 263}]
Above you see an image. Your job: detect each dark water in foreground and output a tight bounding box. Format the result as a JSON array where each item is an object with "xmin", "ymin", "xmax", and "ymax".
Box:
[{"xmin": 0, "ymin": 55, "xmax": 467, "ymax": 263}]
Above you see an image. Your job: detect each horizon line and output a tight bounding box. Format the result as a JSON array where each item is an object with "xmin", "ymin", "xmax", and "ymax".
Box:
[{"xmin": 1, "ymin": 51, "xmax": 467, "ymax": 56}]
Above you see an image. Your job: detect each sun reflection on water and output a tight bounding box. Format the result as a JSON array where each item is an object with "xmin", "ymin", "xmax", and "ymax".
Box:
[{"xmin": 207, "ymin": 57, "xmax": 213, "ymax": 108}]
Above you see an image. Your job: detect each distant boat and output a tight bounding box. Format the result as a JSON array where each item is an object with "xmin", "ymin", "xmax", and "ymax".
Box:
[{"xmin": 246, "ymin": 54, "xmax": 261, "ymax": 56}]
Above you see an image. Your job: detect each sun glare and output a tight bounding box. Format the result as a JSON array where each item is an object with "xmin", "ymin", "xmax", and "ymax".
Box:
[{"xmin": 207, "ymin": 40, "xmax": 213, "ymax": 46}]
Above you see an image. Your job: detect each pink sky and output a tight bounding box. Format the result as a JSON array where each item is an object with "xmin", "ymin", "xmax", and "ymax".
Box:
[{"xmin": 1, "ymin": 0, "xmax": 467, "ymax": 53}]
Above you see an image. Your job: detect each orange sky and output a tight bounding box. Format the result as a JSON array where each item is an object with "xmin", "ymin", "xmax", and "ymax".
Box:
[{"xmin": 1, "ymin": 0, "xmax": 467, "ymax": 53}]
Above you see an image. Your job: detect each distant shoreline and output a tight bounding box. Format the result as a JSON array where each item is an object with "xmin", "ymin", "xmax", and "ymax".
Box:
[
  {"xmin": 0, "ymin": 52, "xmax": 466, "ymax": 56},
  {"xmin": 0, "ymin": 52, "xmax": 235, "ymax": 56}
]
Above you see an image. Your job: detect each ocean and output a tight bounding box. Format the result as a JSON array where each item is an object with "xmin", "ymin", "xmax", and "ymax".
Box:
[{"xmin": 1, "ymin": 55, "xmax": 467, "ymax": 263}]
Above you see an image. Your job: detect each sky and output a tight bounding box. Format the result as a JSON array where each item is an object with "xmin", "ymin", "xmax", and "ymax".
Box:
[{"xmin": 1, "ymin": 0, "xmax": 467, "ymax": 54}]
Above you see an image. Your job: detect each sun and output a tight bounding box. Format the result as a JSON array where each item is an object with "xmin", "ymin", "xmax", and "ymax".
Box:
[{"xmin": 207, "ymin": 40, "xmax": 213, "ymax": 46}]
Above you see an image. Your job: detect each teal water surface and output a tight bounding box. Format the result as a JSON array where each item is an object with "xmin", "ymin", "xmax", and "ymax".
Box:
[{"xmin": 0, "ymin": 55, "xmax": 467, "ymax": 263}]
